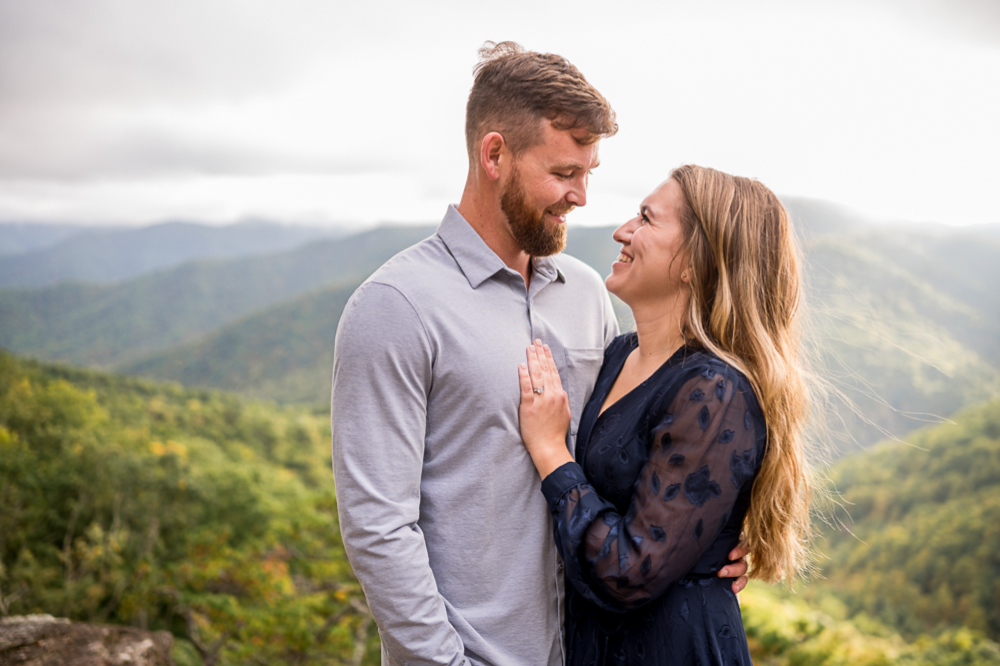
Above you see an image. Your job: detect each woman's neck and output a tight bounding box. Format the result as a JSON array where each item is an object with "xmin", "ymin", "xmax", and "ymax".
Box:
[{"xmin": 629, "ymin": 294, "xmax": 690, "ymax": 369}]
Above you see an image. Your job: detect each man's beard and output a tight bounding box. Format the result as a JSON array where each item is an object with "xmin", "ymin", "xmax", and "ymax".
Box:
[{"xmin": 500, "ymin": 164, "xmax": 568, "ymax": 257}]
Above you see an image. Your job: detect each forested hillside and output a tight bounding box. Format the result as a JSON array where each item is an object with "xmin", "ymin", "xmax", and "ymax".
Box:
[
  {"xmin": 3, "ymin": 353, "xmax": 999, "ymax": 664},
  {"xmin": 122, "ymin": 280, "xmax": 362, "ymax": 403},
  {"xmin": 806, "ymin": 396, "xmax": 1000, "ymax": 641},
  {"xmin": 0, "ymin": 352, "xmax": 377, "ymax": 665}
]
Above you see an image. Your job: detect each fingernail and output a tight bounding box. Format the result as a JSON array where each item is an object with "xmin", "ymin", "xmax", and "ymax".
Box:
[
  {"xmin": 720, "ymin": 568, "xmax": 728, "ymax": 577},
  {"xmin": 535, "ymin": 339, "xmax": 542, "ymax": 345}
]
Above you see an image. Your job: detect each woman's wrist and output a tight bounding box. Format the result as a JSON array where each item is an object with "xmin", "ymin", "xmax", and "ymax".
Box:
[{"xmin": 531, "ymin": 444, "xmax": 574, "ymax": 481}]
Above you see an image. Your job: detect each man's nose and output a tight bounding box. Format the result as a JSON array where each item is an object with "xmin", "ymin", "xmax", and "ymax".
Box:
[{"xmin": 566, "ymin": 177, "xmax": 587, "ymax": 208}]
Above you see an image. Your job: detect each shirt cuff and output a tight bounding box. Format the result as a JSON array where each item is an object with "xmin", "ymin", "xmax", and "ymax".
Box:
[{"xmin": 540, "ymin": 461, "xmax": 589, "ymax": 511}]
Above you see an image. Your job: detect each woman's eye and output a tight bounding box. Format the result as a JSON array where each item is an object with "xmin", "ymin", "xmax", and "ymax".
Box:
[{"xmin": 639, "ymin": 212, "xmax": 650, "ymax": 224}]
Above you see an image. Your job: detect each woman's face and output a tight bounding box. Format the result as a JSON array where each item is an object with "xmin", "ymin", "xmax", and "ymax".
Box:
[{"xmin": 605, "ymin": 178, "xmax": 690, "ymax": 308}]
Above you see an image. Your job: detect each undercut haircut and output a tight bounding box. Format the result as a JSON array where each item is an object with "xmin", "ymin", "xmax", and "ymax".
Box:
[{"xmin": 465, "ymin": 41, "xmax": 618, "ymax": 162}]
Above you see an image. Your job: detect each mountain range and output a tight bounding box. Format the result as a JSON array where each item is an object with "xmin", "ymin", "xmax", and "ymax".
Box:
[{"xmin": 1, "ymin": 200, "xmax": 998, "ymax": 449}]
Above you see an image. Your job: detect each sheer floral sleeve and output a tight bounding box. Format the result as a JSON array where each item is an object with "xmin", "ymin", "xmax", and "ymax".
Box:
[{"xmin": 541, "ymin": 359, "xmax": 765, "ymax": 612}]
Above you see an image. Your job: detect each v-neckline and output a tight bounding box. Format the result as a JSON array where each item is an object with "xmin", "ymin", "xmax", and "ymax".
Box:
[
  {"xmin": 575, "ymin": 338, "xmax": 691, "ymax": 469},
  {"xmin": 596, "ymin": 339, "xmax": 687, "ymax": 419}
]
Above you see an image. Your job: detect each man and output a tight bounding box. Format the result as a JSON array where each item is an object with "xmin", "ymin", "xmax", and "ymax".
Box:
[{"xmin": 331, "ymin": 42, "xmax": 747, "ymax": 666}]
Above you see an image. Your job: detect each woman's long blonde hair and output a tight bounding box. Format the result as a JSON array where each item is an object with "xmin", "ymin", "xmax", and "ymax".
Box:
[{"xmin": 672, "ymin": 164, "xmax": 811, "ymax": 584}]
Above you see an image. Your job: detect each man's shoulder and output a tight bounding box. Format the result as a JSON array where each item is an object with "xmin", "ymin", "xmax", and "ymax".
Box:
[
  {"xmin": 341, "ymin": 233, "xmax": 459, "ymax": 326},
  {"xmin": 336, "ymin": 235, "xmax": 451, "ymax": 349},
  {"xmin": 363, "ymin": 233, "xmax": 453, "ymax": 290}
]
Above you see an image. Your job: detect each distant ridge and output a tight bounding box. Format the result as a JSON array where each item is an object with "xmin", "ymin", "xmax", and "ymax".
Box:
[
  {"xmin": 0, "ymin": 224, "xmax": 435, "ymax": 367},
  {"xmin": 0, "ymin": 219, "xmax": 349, "ymax": 287},
  {"xmin": 0, "ymin": 222, "xmax": 95, "ymax": 256},
  {"xmin": 780, "ymin": 195, "xmax": 867, "ymax": 238},
  {"xmin": 121, "ymin": 280, "xmax": 361, "ymax": 404}
]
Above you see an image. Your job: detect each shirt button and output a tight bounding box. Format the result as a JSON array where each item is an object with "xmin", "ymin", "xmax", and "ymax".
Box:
[{"xmin": 557, "ymin": 562, "xmax": 564, "ymax": 573}]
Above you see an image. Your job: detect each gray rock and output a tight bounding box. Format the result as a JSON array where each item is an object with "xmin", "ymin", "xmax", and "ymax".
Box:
[{"xmin": 0, "ymin": 615, "xmax": 174, "ymax": 666}]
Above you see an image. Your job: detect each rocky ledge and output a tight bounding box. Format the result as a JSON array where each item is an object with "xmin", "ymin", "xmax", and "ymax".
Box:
[{"xmin": 0, "ymin": 615, "xmax": 173, "ymax": 666}]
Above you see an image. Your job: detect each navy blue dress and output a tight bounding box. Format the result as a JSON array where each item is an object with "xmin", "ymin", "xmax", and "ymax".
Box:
[{"xmin": 540, "ymin": 333, "xmax": 766, "ymax": 665}]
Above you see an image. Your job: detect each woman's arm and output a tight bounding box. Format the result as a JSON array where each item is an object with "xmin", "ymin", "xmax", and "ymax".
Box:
[{"xmin": 520, "ymin": 343, "xmax": 763, "ymax": 612}]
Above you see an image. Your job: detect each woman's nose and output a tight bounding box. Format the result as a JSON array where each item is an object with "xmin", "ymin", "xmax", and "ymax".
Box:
[{"xmin": 612, "ymin": 216, "xmax": 638, "ymax": 244}]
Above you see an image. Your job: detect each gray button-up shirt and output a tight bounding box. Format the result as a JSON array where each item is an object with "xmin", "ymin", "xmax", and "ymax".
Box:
[{"xmin": 331, "ymin": 206, "xmax": 618, "ymax": 666}]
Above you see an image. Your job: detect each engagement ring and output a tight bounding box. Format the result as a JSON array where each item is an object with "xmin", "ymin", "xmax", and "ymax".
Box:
[{"xmin": 533, "ymin": 387, "xmax": 545, "ymax": 394}]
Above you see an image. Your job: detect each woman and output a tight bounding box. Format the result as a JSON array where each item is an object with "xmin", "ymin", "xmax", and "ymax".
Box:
[{"xmin": 517, "ymin": 165, "xmax": 811, "ymax": 664}]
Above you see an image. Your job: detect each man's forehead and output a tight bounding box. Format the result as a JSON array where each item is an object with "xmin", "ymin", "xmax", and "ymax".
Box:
[{"xmin": 543, "ymin": 128, "xmax": 601, "ymax": 169}]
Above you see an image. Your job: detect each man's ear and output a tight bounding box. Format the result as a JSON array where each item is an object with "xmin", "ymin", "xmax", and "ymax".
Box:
[{"xmin": 479, "ymin": 132, "xmax": 506, "ymax": 181}]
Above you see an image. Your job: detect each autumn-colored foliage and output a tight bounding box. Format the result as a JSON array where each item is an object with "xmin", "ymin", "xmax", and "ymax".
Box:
[{"xmin": 0, "ymin": 352, "xmax": 376, "ymax": 665}]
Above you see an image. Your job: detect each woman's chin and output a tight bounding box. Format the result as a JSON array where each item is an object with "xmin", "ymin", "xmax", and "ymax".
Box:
[{"xmin": 604, "ymin": 274, "xmax": 630, "ymax": 305}]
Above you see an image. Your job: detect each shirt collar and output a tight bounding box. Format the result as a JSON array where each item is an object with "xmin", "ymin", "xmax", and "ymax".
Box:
[{"xmin": 437, "ymin": 205, "xmax": 567, "ymax": 289}]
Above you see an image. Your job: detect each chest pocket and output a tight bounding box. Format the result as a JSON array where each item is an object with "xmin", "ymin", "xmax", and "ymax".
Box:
[{"xmin": 560, "ymin": 347, "xmax": 605, "ymax": 443}]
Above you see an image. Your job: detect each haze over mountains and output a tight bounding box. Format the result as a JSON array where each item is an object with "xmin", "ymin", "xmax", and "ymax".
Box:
[
  {"xmin": 1, "ymin": 200, "xmax": 999, "ymax": 450},
  {"xmin": 0, "ymin": 220, "xmax": 348, "ymax": 287}
]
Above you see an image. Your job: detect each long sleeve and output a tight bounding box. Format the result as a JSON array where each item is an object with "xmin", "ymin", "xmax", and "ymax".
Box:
[
  {"xmin": 331, "ymin": 282, "xmax": 469, "ymax": 666},
  {"xmin": 542, "ymin": 359, "xmax": 764, "ymax": 613}
]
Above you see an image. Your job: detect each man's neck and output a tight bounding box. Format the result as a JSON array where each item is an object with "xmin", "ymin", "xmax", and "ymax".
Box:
[{"xmin": 457, "ymin": 172, "xmax": 532, "ymax": 287}]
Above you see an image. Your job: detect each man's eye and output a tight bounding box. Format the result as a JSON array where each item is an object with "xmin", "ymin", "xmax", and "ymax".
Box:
[{"xmin": 556, "ymin": 172, "xmax": 573, "ymax": 179}]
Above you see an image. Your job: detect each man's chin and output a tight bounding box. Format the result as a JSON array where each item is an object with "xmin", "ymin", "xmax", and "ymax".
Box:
[{"xmin": 529, "ymin": 228, "xmax": 567, "ymax": 257}]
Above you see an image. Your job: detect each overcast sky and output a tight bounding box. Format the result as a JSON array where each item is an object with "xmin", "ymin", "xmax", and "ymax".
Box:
[{"xmin": 0, "ymin": 0, "xmax": 997, "ymax": 228}]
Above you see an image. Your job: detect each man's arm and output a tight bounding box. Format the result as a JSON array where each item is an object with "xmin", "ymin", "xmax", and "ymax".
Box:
[{"xmin": 331, "ymin": 282, "xmax": 468, "ymax": 666}]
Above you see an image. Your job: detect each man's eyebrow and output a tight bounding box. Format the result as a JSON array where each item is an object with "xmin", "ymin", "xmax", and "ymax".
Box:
[{"xmin": 555, "ymin": 160, "xmax": 600, "ymax": 171}]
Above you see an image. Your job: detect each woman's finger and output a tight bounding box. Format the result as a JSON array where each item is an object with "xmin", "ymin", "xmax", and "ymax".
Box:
[
  {"xmin": 517, "ymin": 362, "xmax": 534, "ymax": 399},
  {"xmin": 526, "ymin": 344, "xmax": 545, "ymax": 391},
  {"xmin": 532, "ymin": 340, "xmax": 547, "ymax": 374},
  {"xmin": 535, "ymin": 340, "xmax": 555, "ymax": 384}
]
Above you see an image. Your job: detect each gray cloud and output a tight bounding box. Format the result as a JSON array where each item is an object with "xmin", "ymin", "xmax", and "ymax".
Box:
[
  {"xmin": 0, "ymin": 130, "xmax": 389, "ymax": 181},
  {"xmin": 0, "ymin": 1, "xmax": 411, "ymax": 180},
  {"xmin": 0, "ymin": 0, "xmax": 994, "ymax": 226}
]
